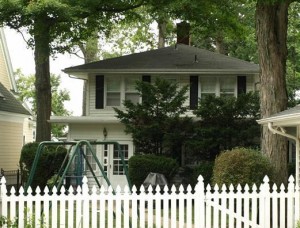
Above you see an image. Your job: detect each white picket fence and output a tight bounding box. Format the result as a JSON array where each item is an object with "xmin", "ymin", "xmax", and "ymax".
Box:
[{"xmin": 0, "ymin": 175, "xmax": 299, "ymax": 228}]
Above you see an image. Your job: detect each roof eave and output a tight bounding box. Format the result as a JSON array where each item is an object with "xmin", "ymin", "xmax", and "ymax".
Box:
[
  {"xmin": 257, "ymin": 114, "xmax": 300, "ymax": 127},
  {"xmin": 64, "ymin": 68, "xmax": 260, "ymax": 78}
]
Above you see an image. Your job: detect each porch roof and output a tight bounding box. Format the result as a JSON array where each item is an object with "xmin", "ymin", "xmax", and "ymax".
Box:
[
  {"xmin": 49, "ymin": 115, "xmax": 120, "ymax": 124},
  {"xmin": 257, "ymin": 105, "xmax": 300, "ymax": 127}
]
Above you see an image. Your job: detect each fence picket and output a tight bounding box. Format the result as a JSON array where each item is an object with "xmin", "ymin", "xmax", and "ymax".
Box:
[{"xmin": 0, "ymin": 175, "xmax": 299, "ymax": 228}]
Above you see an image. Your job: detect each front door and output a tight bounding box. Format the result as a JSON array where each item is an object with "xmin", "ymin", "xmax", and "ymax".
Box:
[{"xmin": 101, "ymin": 142, "xmax": 132, "ymax": 189}]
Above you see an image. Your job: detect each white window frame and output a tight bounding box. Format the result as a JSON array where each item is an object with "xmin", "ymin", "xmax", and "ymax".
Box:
[
  {"xmin": 105, "ymin": 75, "xmax": 141, "ymax": 108},
  {"xmin": 199, "ymin": 76, "xmax": 237, "ymax": 98}
]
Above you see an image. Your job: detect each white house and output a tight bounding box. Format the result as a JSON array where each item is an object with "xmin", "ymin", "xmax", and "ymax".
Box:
[{"xmin": 50, "ymin": 44, "xmax": 259, "ymax": 188}]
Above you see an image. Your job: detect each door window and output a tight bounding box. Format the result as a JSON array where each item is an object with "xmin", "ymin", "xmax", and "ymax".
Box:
[{"xmin": 113, "ymin": 144, "xmax": 129, "ymax": 175}]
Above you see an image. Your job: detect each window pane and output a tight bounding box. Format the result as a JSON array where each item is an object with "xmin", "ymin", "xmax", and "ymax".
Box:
[
  {"xmin": 125, "ymin": 77, "xmax": 138, "ymax": 91},
  {"xmin": 220, "ymin": 78, "xmax": 235, "ymax": 95},
  {"xmin": 125, "ymin": 93, "xmax": 140, "ymax": 104},
  {"xmin": 107, "ymin": 78, "xmax": 120, "ymax": 91},
  {"xmin": 201, "ymin": 77, "xmax": 216, "ymax": 93},
  {"xmin": 113, "ymin": 144, "xmax": 129, "ymax": 175},
  {"xmin": 107, "ymin": 92, "xmax": 120, "ymax": 106}
]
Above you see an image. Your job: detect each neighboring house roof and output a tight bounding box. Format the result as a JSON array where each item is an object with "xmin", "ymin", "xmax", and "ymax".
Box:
[
  {"xmin": 257, "ymin": 105, "xmax": 300, "ymax": 127},
  {"xmin": 64, "ymin": 44, "xmax": 259, "ymax": 77},
  {"xmin": 0, "ymin": 82, "xmax": 30, "ymax": 115}
]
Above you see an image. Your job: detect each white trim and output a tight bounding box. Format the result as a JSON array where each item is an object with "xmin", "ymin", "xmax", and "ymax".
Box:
[
  {"xmin": 0, "ymin": 28, "xmax": 17, "ymax": 92},
  {"xmin": 49, "ymin": 116, "xmax": 120, "ymax": 124},
  {"xmin": 66, "ymin": 70, "xmax": 259, "ymax": 80},
  {"xmin": 257, "ymin": 114, "xmax": 300, "ymax": 126},
  {"xmin": 0, "ymin": 111, "xmax": 28, "ymax": 123}
]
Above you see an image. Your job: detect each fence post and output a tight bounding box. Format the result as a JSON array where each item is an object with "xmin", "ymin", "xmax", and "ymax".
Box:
[
  {"xmin": 194, "ymin": 175, "xmax": 205, "ymax": 228},
  {"xmin": 82, "ymin": 176, "xmax": 89, "ymax": 228},
  {"xmin": 259, "ymin": 175, "xmax": 270, "ymax": 227},
  {"xmin": 287, "ymin": 175, "xmax": 295, "ymax": 228},
  {"xmin": 295, "ymin": 181, "xmax": 300, "ymax": 226},
  {"xmin": 0, "ymin": 176, "xmax": 7, "ymax": 219}
]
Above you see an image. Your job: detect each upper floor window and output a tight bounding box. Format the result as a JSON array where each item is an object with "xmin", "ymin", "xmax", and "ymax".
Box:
[
  {"xmin": 200, "ymin": 77, "xmax": 217, "ymax": 98},
  {"xmin": 220, "ymin": 78, "xmax": 235, "ymax": 97},
  {"xmin": 200, "ymin": 76, "xmax": 236, "ymax": 98},
  {"xmin": 106, "ymin": 76, "xmax": 140, "ymax": 107}
]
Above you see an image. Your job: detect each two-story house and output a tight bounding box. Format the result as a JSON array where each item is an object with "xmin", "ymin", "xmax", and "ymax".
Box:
[
  {"xmin": 50, "ymin": 44, "xmax": 259, "ymax": 188},
  {"xmin": 0, "ymin": 28, "xmax": 35, "ymax": 172}
]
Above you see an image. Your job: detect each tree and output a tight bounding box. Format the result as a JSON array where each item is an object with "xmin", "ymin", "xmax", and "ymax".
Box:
[
  {"xmin": 15, "ymin": 69, "xmax": 71, "ymax": 137},
  {"xmin": 255, "ymin": 0, "xmax": 293, "ymax": 184},
  {"xmin": 0, "ymin": 0, "xmax": 145, "ymax": 141},
  {"xmin": 114, "ymin": 78, "xmax": 191, "ymax": 156},
  {"xmin": 191, "ymin": 93, "xmax": 260, "ymax": 160}
]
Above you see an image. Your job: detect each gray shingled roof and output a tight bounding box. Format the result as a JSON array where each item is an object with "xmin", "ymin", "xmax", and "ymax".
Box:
[
  {"xmin": 64, "ymin": 44, "xmax": 259, "ymax": 74},
  {"xmin": 0, "ymin": 82, "xmax": 30, "ymax": 115},
  {"xmin": 269, "ymin": 106, "xmax": 300, "ymax": 118}
]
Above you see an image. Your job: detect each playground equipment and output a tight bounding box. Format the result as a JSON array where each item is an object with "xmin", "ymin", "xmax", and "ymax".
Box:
[{"xmin": 25, "ymin": 140, "xmax": 131, "ymax": 192}]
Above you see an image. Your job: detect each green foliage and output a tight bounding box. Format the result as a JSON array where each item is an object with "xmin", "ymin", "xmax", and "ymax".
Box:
[
  {"xmin": 182, "ymin": 161, "xmax": 214, "ymax": 187},
  {"xmin": 128, "ymin": 154, "xmax": 179, "ymax": 188},
  {"xmin": 115, "ymin": 78, "xmax": 191, "ymax": 156},
  {"xmin": 212, "ymin": 147, "xmax": 274, "ymax": 187},
  {"xmin": 19, "ymin": 142, "xmax": 68, "ymax": 190},
  {"xmin": 190, "ymin": 92, "xmax": 260, "ymax": 160},
  {"xmin": 15, "ymin": 70, "xmax": 71, "ymax": 137}
]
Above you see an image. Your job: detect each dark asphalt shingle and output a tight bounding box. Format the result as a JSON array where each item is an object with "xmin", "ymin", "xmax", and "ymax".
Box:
[
  {"xmin": 64, "ymin": 44, "xmax": 259, "ymax": 73},
  {"xmin": 0, "ymin": 82, "xmax": 30, "ymax": 115}
]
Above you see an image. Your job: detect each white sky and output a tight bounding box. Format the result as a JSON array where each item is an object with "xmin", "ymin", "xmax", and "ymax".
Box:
[{"xmin": 4, "ymin": 28, "xmax": 84, "ymax": 116}]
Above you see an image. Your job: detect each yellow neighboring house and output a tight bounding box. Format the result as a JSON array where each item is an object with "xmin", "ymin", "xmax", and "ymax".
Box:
[{"xmin": 0, "ymin": 28, "xmax": 35, "ymax": 171}]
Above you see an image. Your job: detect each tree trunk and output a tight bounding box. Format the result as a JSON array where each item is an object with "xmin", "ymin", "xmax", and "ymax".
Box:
[
  {"xmin": 256, "ymin": 1, "xmax": 290, "ymax": 185},
  {"xmin": 34, "ymin": 17, "xmax": 51, "ymax": 142},
  {"xmin": 79, "ymin": 35, "xmax": 99, "ymax": 116},
  {"xmin": 158, "ymin": 18, "xmax": 167, "ymax": 48}
]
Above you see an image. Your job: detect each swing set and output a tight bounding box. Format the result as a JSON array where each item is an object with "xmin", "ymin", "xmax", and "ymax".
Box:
[{"xmin": 25, "ymin": 140, "xmax": 131, "ymax": 192}]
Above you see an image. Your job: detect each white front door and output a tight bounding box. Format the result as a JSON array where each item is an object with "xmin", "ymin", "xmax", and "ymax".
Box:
[{"xmin": 101, "ymin": 142, "xmax": 132, "ymax": 189}]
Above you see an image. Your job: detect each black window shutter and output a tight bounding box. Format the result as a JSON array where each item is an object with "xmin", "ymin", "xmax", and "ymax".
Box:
[
  {"xmin": 190, "ymin": 76, "xmax": 198, "ymax": 110},
  {"xmin": 142, "ymin": 75, "xmax": 151, "ymax": 83},
  {"xmin": 95, "ymin": 75, "xmax": 104, "ymax": 109},
  {"xmin": 237, "ymin": 76, "xmax": 247, "ymax": 96},
  {"xmin": 142, "ymin": 75, "xmax": 151, "ymax": 103}
]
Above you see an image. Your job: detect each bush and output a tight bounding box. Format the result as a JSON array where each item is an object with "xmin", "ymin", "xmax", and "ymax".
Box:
[
  {"xmin": 128, "ymin": 154, "xmax": 179, "ymax": 188},
  {"xmin": 212, "ymin": 147, "xmax": 274, "ymax": 187},
  {"xmin": 19, "ymin": 142, "xmax": 67, "ymax": 189},
  {"xmin": 190, "ymin": 161, "xmax": 214, "ymax": 186}
]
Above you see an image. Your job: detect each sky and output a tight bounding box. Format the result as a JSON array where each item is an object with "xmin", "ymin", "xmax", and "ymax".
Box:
[{"xmin": 4, "ymin": 28, "xmax": 84, "ymax": 116}]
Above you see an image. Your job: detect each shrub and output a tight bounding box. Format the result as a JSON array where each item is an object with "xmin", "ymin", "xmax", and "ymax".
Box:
[
  {"xmin": 19, "ymin": 142, "xmax": 67, "ymax": 189},
  {"xmin": 190, "ymin": 161, "xmax": 214, "ymax": 186},
  {"xmin": 212, "ymin": 147, "xmax": 274, "ymax": 187},
  {"xmin": 128, "ymin": 154, "xmax": 179, "ymax": 188}
]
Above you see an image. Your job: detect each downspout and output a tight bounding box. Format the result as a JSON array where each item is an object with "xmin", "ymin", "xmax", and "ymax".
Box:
[
  {"xmin": 267, "ymin": 122, "xmax": 299, "ymax": 185},
  {"xmin": 268, "ymin": 122, "xmax": 300, "ymax": 223}
]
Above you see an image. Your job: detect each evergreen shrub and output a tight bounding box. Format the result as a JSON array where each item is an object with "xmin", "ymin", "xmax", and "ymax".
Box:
[
  {"xmin": 19, "ymin": 142, "xmax": 67, "ymax": 189},
  {"xmin": 128, "ymin": 154, "xmax": 179, "ymax": 188},
  {"xmin": 184, "ymin": 161, "xmax": 214, "ymax": 187},
  {"xmin": 212, "ymin": 147, "xmax": 274, "ymax": 187}
]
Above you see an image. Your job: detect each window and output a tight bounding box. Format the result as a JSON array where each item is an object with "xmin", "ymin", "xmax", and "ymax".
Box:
[
  {"xmin": 106, "ymin": 76, "xmax": 140, "ymax": 107},
  {"xmin": 220, "ymin": 78, "xmax": 235, "ymax": 97},
  {"xmin": 125, "ymin": 77, "xmax": 139, "ymax": 104},
  {"xmin": 200, "ymin": 77, "xmax": 216, "ymax": 98},
  {"xmin": 113, "ymin": 144, "xmax": 129, "ymax": 175},
  {"xmin": 84, "ymin": 144, "xmax": 97, "ymax": 172},
  {"xmin": 106, "ymin": 77, "xmax": 121, "ymax": 106},
  {"xmin": 199, "ymin": 76, "xmax": 236, "ymax": 98}
]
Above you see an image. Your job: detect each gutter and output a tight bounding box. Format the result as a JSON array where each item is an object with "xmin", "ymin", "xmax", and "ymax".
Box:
[{"xmin": 267, "ymin": 122, "xmax": 299, "ymax": 186}]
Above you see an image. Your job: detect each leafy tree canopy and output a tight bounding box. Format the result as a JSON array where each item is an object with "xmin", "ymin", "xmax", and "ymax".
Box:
[
  {"xmin": 114, "ymin": 78, "xmax": 191, "ymax": 156},
  {"xmin": 190, "ymin": 92, "xmax": 260, "ymax": 160},
  {"xmin": 15, "ymin": 69, "xmax": 71, "ymax": 137}
]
